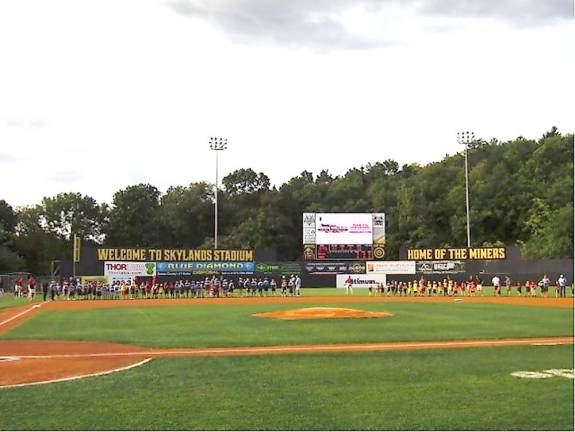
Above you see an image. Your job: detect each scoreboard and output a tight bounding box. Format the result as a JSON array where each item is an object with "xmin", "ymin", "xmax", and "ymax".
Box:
[{"xmin": 303, "ymin": 213, "xmax": 385, "ymax": 261}]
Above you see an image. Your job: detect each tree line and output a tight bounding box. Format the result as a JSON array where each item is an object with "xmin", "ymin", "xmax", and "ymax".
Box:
[{"xmin": 1, "ymin": 128, "xmax": 573, "ymax": 275}]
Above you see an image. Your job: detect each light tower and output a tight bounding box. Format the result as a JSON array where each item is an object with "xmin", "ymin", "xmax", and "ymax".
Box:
[
  {"xmin": 456, "ymin": 131, "xmax": 474, "ymax": 248},
  {"xmin": 209, "ymin": 137, "xmax": 228, "ymax": 249}
]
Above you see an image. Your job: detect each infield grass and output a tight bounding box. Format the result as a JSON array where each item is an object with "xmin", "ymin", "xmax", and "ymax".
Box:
[
  {"xmin": 0, "ymin": 295, "xmax": 31, "ymax": 311},
  {"xmin": 2, "ymin": 301, "xmax": 572, "ymax": 348},
  {"xmin": 0, "ymin": 344, "xmax": 572, "ymax": 430}
]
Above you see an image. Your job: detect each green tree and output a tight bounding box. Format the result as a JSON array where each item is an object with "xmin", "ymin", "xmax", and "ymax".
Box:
[
  {"xmin": 41, "ymin": 192, "xmax": 107, "ymax": 242},
  {"xmin": 159, "ymin": 183, "xmax": 214, "ymax": 247},
  {"xmin": 104, "ymin": 184, "xmax": 162, "ymax": 247}
]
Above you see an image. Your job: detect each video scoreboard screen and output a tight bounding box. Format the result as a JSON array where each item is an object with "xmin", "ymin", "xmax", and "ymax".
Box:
[{"xmin": 303, "ymin": 213, "xmax": 385, "ymax": 261}]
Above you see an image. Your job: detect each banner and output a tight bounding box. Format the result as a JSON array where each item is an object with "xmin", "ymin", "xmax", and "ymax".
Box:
[
  {"xmin": 302, "ymin": 213, "xmax": 316, "ymax": 244},
  {"xmin": 372, "ymin": 213, "xmax": 386, "ymax": 245},
  {"xmin": 415, "ymin": 261, "xmax": 466, "ymax": 274},
  {"xmin": 97, "ymin": 248, "xmax": 254, "ymax": 262},
  {"xmin": 366, "ymin": 261, "xmax": 416, "ymax": 275},
  {"xmin": 304, "ymin": 261, "xmax": 366, "ymax": 275},
  {"xmin": 315, "ymin": 213, "xmax": 373, "ymax": 245},
  {"xmin": 303, "ymin": 244, "xmax": 317, "ymax": 260},
  {"xmin": 104, "ymin": 262, "xmax": 156, "ymax": 282},
  {"xmin": 256, "ymin": 263, "xmax": 302, "ymax": 275},
  {"xmin": 156, "ymin": 261, "xmax": 255, "ymax": 275},
  {"xmin": 406, "ymin": 247, "xmax": 506, "ymax": 261},
  {"xmin": 336, "ymin": 274, "xmax": 387, "ymax": 288},
  {"xmin": 81, "ymin": 276, "xmax": 108, "ymax": 284}
]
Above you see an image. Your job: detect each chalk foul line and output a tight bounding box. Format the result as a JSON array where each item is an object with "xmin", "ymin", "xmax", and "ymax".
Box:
[
  {"xmin": 6, "ymin": 337, "xmax": 573, "ymax": 360},
  {"xmin": 0, "ymin": 303, "xmax": 43, "ymax": 328}
]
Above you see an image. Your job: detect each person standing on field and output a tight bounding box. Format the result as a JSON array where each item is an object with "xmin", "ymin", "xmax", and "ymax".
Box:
[
  {"xmin": 345, "ymin": 276, "xmax": 353, "ymax": 295},
  {"xmin": 505, "ymin": 276, "xmax": 512, "ymax": 296},
  {"xmin": 557, "ymin": 274, "xmax": 567, "ymax": 298},
  {"xmin": 42, "ymin": 281, "xmax": 49, "ymax": 301},
  {"xmin": 492, "ymin": 275, "xmax": 501, "ymax": 296},
  {"xmin": 476, "ymin": 275, "xmax": 483, "ymax": 296},
  {"xmin": 539, "ymin": 274, "xmax": 550, "ymax": 298},
  {"xmin": 295, "ymin": 274, "xmax": 302, "ymax": 297},
  {"xmin": 27, "ymin": 275, "xmax": 36, "ymax": 300}
]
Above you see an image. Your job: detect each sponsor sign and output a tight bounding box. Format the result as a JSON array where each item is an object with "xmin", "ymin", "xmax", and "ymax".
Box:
[
  {"xmin": 97, "ymin": 248, "xmax": 254, "ymax": 262},
  {"xmin": 336, "ymin": 274, "xmax": 387, "ymax": 288},
  {"xmin": 416, "ymin": 260, "xmax": 466, "ymax": 274},
  {"xmin": 302, "ymin": 213, "xmax": 316, "ymax": 244},
  {"xmin": 303, "ymin": 244, "xmax": 317, "ymax": 261},
  {"xmin": 305, "ymin": 261, "xmax": 366, "ymax": 275},
  {"xmin": 303, "ymin": 227, "xmax": 316, "ymax": 244},
  {"xmin": 366, "ymin": 261, "xmax": 416, "ymax": 275},
  {"xmin": 104, "ymin": 261, "xmax": 156, "ymax": 282},
  {"xmin": 372, "ymin": 213, "xmax": 386, "ymax": 245},
  {"xmin": 406, "ymin": 247, "xmax": 506, "ymax": 261},
  {"xmin": 256, "ymin": 262, "xmax": 302, "ymax": 275},
  {"xmin": 156, "ymin": 261, "xmax": 255, "ymax": 275},
  {"xmin": 80, "ymin": 276, "xmax": 109, "ymax": 284},
  {"xmin": 315, "ymin": 213, "xmax": 373, "ymax": 245},
  {"xmin": 373, "ymin": 246, "xmax": 385, "ymax": 259}
]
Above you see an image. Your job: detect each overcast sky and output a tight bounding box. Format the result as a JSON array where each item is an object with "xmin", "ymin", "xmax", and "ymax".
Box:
[{"xmin": 1, "ymin": 0, "xmax": 573, "ymax": 207}]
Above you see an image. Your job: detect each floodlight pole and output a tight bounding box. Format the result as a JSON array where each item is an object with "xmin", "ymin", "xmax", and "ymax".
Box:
[
  {"xmin": 457, "ymin": 131, "xmax": 474, "ymax": 248},
  {"xmin": 209, "ymin": 137, "xmax": 228, "ymax": 249}
]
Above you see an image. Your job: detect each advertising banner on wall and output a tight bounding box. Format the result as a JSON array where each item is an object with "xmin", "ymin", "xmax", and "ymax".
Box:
[
  {"xmin": 372, "ymin": 213, "xmax": 386, "ymax": 245},
  {"xmin": 336, "ymin": 274, "xmax": 387, "ymax": 288},
  {"xmin": 305, "ymin": 261, "xmax": 366, "ymax": 275},
  {"xmin": 406, "ymin": 247, "xmax": 506, "ymax": 261},
  {"xmin": 104, "ymin": 261, "xmax": 156, "ymax": 282},
  {"xmin": 156, "ymin": 261, "xmax": 255, "ymax": 275},
  {"xmin": 415, "ymin": 261, "xmax": 466, "ymax": 274},
  {"xmin": 302, "ymin": 213, "xmax": 316, "ymax": 244},
  {"xmin": 315, "ymin": 213, "xmax": 374, "ymax": 245},
  {"xmin": 256, "ymin": 262, "xmax": 302, "ymax": 275},
  {"xmin": 97, "ymin": 248, "xmax": 254, "ymax": 262},
  {"xmin": 366, "ymin": 261, "xmax": 416, "ymax": 275},
  {"xmin": 303, "ymin": 244, "xmax": 317, "ymax": 261}
]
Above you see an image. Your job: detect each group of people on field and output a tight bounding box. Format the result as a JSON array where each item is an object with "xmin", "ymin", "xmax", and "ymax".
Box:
[
  {"xmin": 15, "ymin": 274, "xmax": 303, "ymax": 301},
  {"xmin": 11, "ymin": 275, "xmax": 37, "ymax": 300},
  {"xmin": 491, "ymin": 274, "xmax": 570, "ymax": 297},
  {"xmin": 345, "ymin": 274, "xmax": 571, "ymax": 297}
]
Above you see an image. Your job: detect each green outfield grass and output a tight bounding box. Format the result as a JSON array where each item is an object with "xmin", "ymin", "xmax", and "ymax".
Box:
[
  {"xmin": 0, "ymin": 345, "xmax": 572, "ymax": 430},
  {"xmin": 0, "ymin": 295, "xmax": 31, "ymax": 311},
  {"xmin": 2, "ymin": 301, "xmax": 572, "ymax": 348}
]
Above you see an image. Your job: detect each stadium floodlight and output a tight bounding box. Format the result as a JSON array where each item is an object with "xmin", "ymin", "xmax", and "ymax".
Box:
[
  {"xmin": 456, "ymin": 131, "xmax": 475, "ymax": 248},
  {"xmin": 209, "ymin": 137, "xmax": 228, "ymax": 249}
]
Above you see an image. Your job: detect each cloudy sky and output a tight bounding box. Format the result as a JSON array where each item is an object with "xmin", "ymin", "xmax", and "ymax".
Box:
[{"xmin": 0, "ymin": 0, "xmax": 573, "ymax": 206}]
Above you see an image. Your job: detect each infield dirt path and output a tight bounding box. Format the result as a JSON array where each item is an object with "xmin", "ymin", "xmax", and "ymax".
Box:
[{"xmin": 0, "ymin": 296, "xmax": 573, "ymax": 388}]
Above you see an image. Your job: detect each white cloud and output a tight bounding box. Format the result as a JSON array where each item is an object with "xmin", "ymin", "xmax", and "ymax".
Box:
[{"xmin": 0, "ymin": 0, "xmax": 572, "ymax": 206}]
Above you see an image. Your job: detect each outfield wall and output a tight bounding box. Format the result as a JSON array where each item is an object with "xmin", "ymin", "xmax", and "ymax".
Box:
[{"xmin": 53, "ymin": 245, "xmax": 573, "ymax": 288}]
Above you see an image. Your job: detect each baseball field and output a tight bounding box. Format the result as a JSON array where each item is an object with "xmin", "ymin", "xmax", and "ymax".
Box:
[{"xmin": 0, "ymin": 291, "xmax": 573, "ymax": 430}]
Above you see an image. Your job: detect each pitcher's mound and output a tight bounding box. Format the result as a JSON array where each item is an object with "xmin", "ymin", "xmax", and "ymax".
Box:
[{"xmin": 253, "ymin": 307, "xmax": 392, "ymax": 320}]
